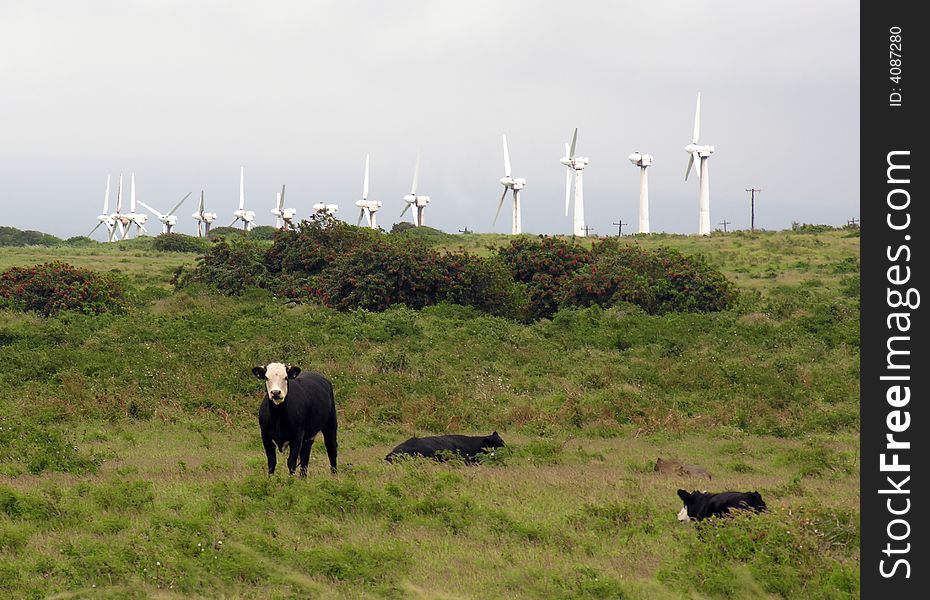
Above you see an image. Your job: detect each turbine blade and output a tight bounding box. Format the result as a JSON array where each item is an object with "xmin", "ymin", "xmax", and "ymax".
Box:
[
  {"xmin": 199, "ymin": 191, "xmax": 205, "ymax": 212},
  {"xmin": 494, "ymin": 186, "xmax": 508, "ymax": 224},
  {"xmin": 411, "ymin": 154, "xmax": 420, "ymax": 195},
  {"xmin": 103, "ymin": 175, "xmax": 111, "ymax": 213},
  {"xmin": 685, "ymin": 153, "xmax": 695, "ymax": 181},
  {"xmin": 117, "ymin": 173, "xmax": 123, "ymax": 213},
  {"xmin": 692, "ymin": 92, "xmax": 701, "ymax": 144},
  {"xmin": 168, "ymin": 192, "xmax": 192, "ymax": 216},
  {"xmin": 137, "ymin": 200, "xmax": 161, "ymax": 218},
  {"xmin": 239, "ymin": 167, "xmax": 245, "ymax": 210},
  {"xmin": 363, "ymin": 154, "xmax": 370, "ymax": 200},
  {"xmin": 89, "ymin": 221, "xmax": 103, "ymax": 236},
  {"xmin": 400, "ymin": 203, "xmax": 410, "ymax": 218},
  {"xmin": 502, "ymin": 134, "xmax": 511, "ymax": 177},
  {"xmin": 229, "ymin": 217, "xmax": 239, "ymax": 228},
  {"xmin": 357, "ymin": 208, "xmax": 365, "ymax": 226},
  {"xmin": 280, "ymin": 184, "xmax": 286, "ymax": 207},
  {"xmin": 130, "ymin": 173, "xmax": 136, "ymax": 212},
  {"xmin": 569, "ymin": 128, "xmax": 578, "ymax": 158},
  {"xmin": 564, "ymin": 167, "xmax": 572, "ymax": 216}
]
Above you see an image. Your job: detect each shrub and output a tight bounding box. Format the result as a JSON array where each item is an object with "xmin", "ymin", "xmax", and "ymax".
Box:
[
  {"xmin": 440, "ymin": 253, "xmax": 529, "ymax": 320},
  {"xmin": 0, "ymin": 226, "xmax": 61, "ymax": 247},
  {"xmin": 265, "ymin": 214, "xmax": 378, "ymax": 277},
  {"xmin": 152, "ymin": 233, "xmax": 210, "ymax": 253},
  {"xmin": 497, "ymin": 237, "xmax": 589, "ymax": 319},
  {"xmin": 0, "ymin": 262, "xmax": 128, "ymax": 316},
  {"xmin": 248, "ymin": 225, "xmax": 279, "ymax": 240},
  {"xmin": 564, "ymin": 243, "xmax": 738, "ymax": 314},
  {"xmin": 176, "ymin": 239, "xmax": 268, "ymax": 295}
]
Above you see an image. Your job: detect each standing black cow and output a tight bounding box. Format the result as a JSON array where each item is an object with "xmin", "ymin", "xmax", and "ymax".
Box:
[
  {"xmin": 676, "ymin": 489, "xmax": 767, "ymax": 522},
  {"xmin": 385, "ymin": 432, "xmax": 505, "ymax": 463},
  {"xmin": 254, "ymin": 362, "xmax": 338, "ymax": 476}
]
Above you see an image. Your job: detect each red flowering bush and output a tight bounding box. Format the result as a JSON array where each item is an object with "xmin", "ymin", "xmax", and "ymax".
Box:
[
  {"xmin": 564, "ymin": 242, "xmax": 737, "ymax": 314},
  {"xmin": 0, "ymin": 262, "xmax": 128, "ymax": 316},
  {"xmin": 265, "ymin": 213, "xmax": 378, "ymax": 277},
  {"xmin": 497, "ymin": 237, "xmax": 590, "ymax": 319}
]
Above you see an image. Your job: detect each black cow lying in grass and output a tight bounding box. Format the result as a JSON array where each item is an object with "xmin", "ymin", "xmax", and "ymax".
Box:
[
  {"xmin": 676, "ymin": 489, "xmax": 767, "ymax": 522},
  {"xmin": 254, "ymin": 362, "xmax": 338, "ymax": 476},
  {"xmin": 385, "ymin": 432, "xmax": 505, "ymax": 463}
]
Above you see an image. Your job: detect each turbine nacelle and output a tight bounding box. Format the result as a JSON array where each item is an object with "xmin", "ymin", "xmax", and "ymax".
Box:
[
  {"xmin": 499, "ymin": 176, "xmax": 527, "ymax": 190},
  {"xmin": 312, "ymin": 203, "xmax": 339, "ymax": 215},
  {"xmin": 684, "ymin": 144, "xmax": 714, "ymax": 158},
  {"xmin": 628, "ymin": 152, "xmax": 654, "ymax": 167},
  {"xmin": 560, "ymin": 156, "xmax": 589, "ymax": 170}
]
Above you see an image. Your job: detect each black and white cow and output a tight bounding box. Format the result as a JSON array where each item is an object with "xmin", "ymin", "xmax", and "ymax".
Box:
[
  {"xmin": 385, "ymin": 432, "xmax": 505, "ymax": 463},
  {"xmin": 254, "ymin": 362, "xmax": 338, "ymax": 476},
  {"xmin": 676, "ymin": 489, "xmax": 767, "ymax": 522}
]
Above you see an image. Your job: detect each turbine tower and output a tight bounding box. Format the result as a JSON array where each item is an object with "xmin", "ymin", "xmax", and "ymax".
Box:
[
  {"xmin": 560, "ymin": 128, "xmax": 589, "ymax": 236},
  {"xmin": 138, "ymin": 192, "xmax": 192, "ymax": 234},
  {"xmin": 495, "ymin": 134, "xmax": 526, "ymax": 235},
  {"xmin": 628, "ymin": 152, "xmax": 654, "ymax": 234},
  {"xmin": 684, "ymin": 92, "xmax": 715, "ymax": 235},
  {"xmin": 192, "ymin": 191, "xmax": 217, "ymax": 237},
  {"xmin": 400, "ymin": 153, "xmax": 430, "ymax": 227},
  {"xmin": 111, "ymin": 173, "xmax": 131, "ymax": 240},
  {"xmin": 355, "ymin": 154, "xmax": 382, "ymax": 228},
  {"xmin": 272, "ymin": 184, "xmax": 298, "ymax": 229},
  {"xmin": 230, "ymin": 167, "xmax": 256, "ymax": 230},
  {"xmin": 89, "ymin": 175, "xmax": 118, "ymax": 242}
]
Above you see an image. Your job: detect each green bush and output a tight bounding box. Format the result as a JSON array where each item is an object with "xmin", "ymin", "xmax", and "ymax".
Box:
[
  {"xmin": 175, "ymin": 239, "xmax": 268, "ymax": 295},
  {"xmin": 497, "ymin": 236, "xmax": 589, "ymax": 319},
  {"xmin": 564, "ymin": 243, "xmax": 738, "ymax": 314},
  {"xmin": 152, "ymin": 233, "xmax": 210, "ymax": 253},
  {"xmin": 0, "ymin": 262, "xmax": 128, "ymax": 316},
  {"xmin": 248, "ymin": 225, "xmax": 280, "ymax": 240},
  {"xmin": 265, "ymin": 214, "xmax": 378, "ymax": 277},
  {"xmin": 0, "ymin": 226, "xmax": 61, "ymax": 247}
]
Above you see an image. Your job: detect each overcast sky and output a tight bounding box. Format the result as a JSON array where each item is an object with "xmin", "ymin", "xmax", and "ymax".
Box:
[{"xmin": 0, "ymin": 0, "xmax": 859, "ymax": 239}]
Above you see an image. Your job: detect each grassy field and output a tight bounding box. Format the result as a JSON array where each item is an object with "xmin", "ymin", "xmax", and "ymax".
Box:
[{"xmin": 0, "ymin": 228, "xmax": 860, "ymax": 598}]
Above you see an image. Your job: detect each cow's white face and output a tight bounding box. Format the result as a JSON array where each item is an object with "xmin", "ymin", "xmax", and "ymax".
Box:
[
  {"xmin": 677, "ymin": 506, "xmax": 691, "ymax": 522},
  {"xmin": 252, "ymin": 362, "xmax": 301, "ymax": 405}
]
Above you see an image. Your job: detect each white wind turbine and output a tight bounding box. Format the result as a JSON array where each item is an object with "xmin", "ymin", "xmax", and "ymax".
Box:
[
  {"xmin": 495, "ymin": 134, "xmax": 526, "ymax": 235},
  {"xmin": 400, "ymin": 153, "xmax": 430, "ymax": 227},
  {"xmin": 312, "ymin": 202, "xmax": 339, "ymax": 216},
  {"xmin": 560, "ymin": 128, "xmax": 589, "ymax": 236},
  {"xmin": 192, "ymin": 191, "xmax": 218, "ymax": 237},
  {"xmin": 230, "ymin": 167, "xmax": 256, "ymax": 230},
  {"xmin": 272, "ymin": 184, "xmax": 298, "ymax": 229},
  {"xmin": 138, "ymin": 192, "xmax": 192, "ymax": 234},
  {"xmin": 123, "ymin": 173, "xmax": 149, "ymax": 238},
  {"xmin": 684, "ymin": 92, "xmax": 715, "ymax": 235},
  {"xmin": 355, "ymin": 154, "xmax": 382, "ymax": 228},
  {"xmin": 89, "ymin": 175, "xmax": 118, "ymax": 242},
  {"xmin": 628, "ymin": 152, "xmax": 654, "ymax": 234},
  {"xmin": 110, "ymin": 173, "xmax": 131, "ymax": 240}
]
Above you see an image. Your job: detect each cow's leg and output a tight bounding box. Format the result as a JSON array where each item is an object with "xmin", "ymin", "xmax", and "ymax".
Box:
[
  {"xmin": 261, "ymin": 431, "xmax": 277, "ymax": 475},
  {"xmin": 298, "ymin": 434, "xmax": 315, "ymax": 478},
  {"xmin": 323, "ymin": 422, "xmax": 338, "ymax": 474},
  {"xmin": 286, "ymin": 429, "xmax": 304, "ymax": 475}
]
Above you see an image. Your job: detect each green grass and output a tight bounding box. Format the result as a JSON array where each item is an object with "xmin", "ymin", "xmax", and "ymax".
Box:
[{"xmin": 0, "ymin": 228, "xmax": 859, "ymax": 598}]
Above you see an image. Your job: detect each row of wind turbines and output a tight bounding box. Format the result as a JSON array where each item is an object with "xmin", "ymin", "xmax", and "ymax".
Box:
[{"xmin": 89, "ymin": 92, "xmax": 715, "ymax": 240}]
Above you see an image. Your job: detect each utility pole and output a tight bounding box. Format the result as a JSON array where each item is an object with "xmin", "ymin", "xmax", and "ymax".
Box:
[
  {"xmin": 582, "ymin": 225, "xmax": 596, "ymax": 237},
  {"xmin": 457, "ymin": 226, "xmax": 472, "ymax": 234},
  {"xmin": 611, "ymin": 219, "xmax": 628, "ymax": 236},
  {"xmin": 847, "ymin": 217, "xmax": 859, "ymax": 227},
  {"xmin": 745, "ymin": 187, "xmax": 761, "ymax": 231},
  {"xmin": 720, "ymin": 219, "xmax": 731, "ymax": 233}
]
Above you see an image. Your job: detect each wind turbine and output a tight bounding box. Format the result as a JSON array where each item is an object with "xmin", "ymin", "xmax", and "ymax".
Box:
[
  {"xmin": 684, "ymin": 92, "xmax": 715, "ymax": 235},
  {"xmin": 123, "ymin": 173, "xmax": 149, "ymax": 238},
  {"xmin": 628, "ymin": 152, "xmax": 654, "ymax": 234},
  {"xmin": 192, "ymin": 191, "xmax": 217, "ymax": 237},
  {"xmin": 399, "ymin": 153, "xmax": 430, "ymax": 227},
  {"xmin": 110, "ymin": 173, "xmax": 131, "ymax": 240},
  {"xmin": 355, "ymin": 154, "xmax": 382, "ymax": 228},
  {"xmin": 230, "ymin": 167, "xmax": 256, "ymax": 230},
  {"xmin": 271, "ymin": 184, "xmax": 298, "ymax": 229},
  {"xmin": 138, "ymin": 192, "xmax": 192, "ymax": 234},
  {"xmin": 495, "ymin": 134, "xmax": 526, "ymax": 235},
  {"xmin": 89, "ymin": 175, "xmax": 118, "ymax": 241},
  {"xmin": 312, "ymin": 202, "xmax": 339, "ymax": 216},
  {"xmin": 560, "ymin": 128, "xmax": 589, "ymax": 236}
]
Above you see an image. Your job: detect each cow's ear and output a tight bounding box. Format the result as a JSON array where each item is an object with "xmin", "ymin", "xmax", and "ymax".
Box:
[
  {"xmin": 677, "ymin": 489, "xmax": 691, "ymax": 502},
  {"xmin": 286, "ymin": 365, "xmax": 301, "ymax": 379},
  {"xmin": 252, "ymin": 366, "xmax": 267, "ymax": 380}
]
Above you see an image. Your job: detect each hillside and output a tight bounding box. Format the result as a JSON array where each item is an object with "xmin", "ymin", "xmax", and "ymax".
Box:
[{"xmin": 0, "ymin": 228, "xmax": 860, "ymax": 598}]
